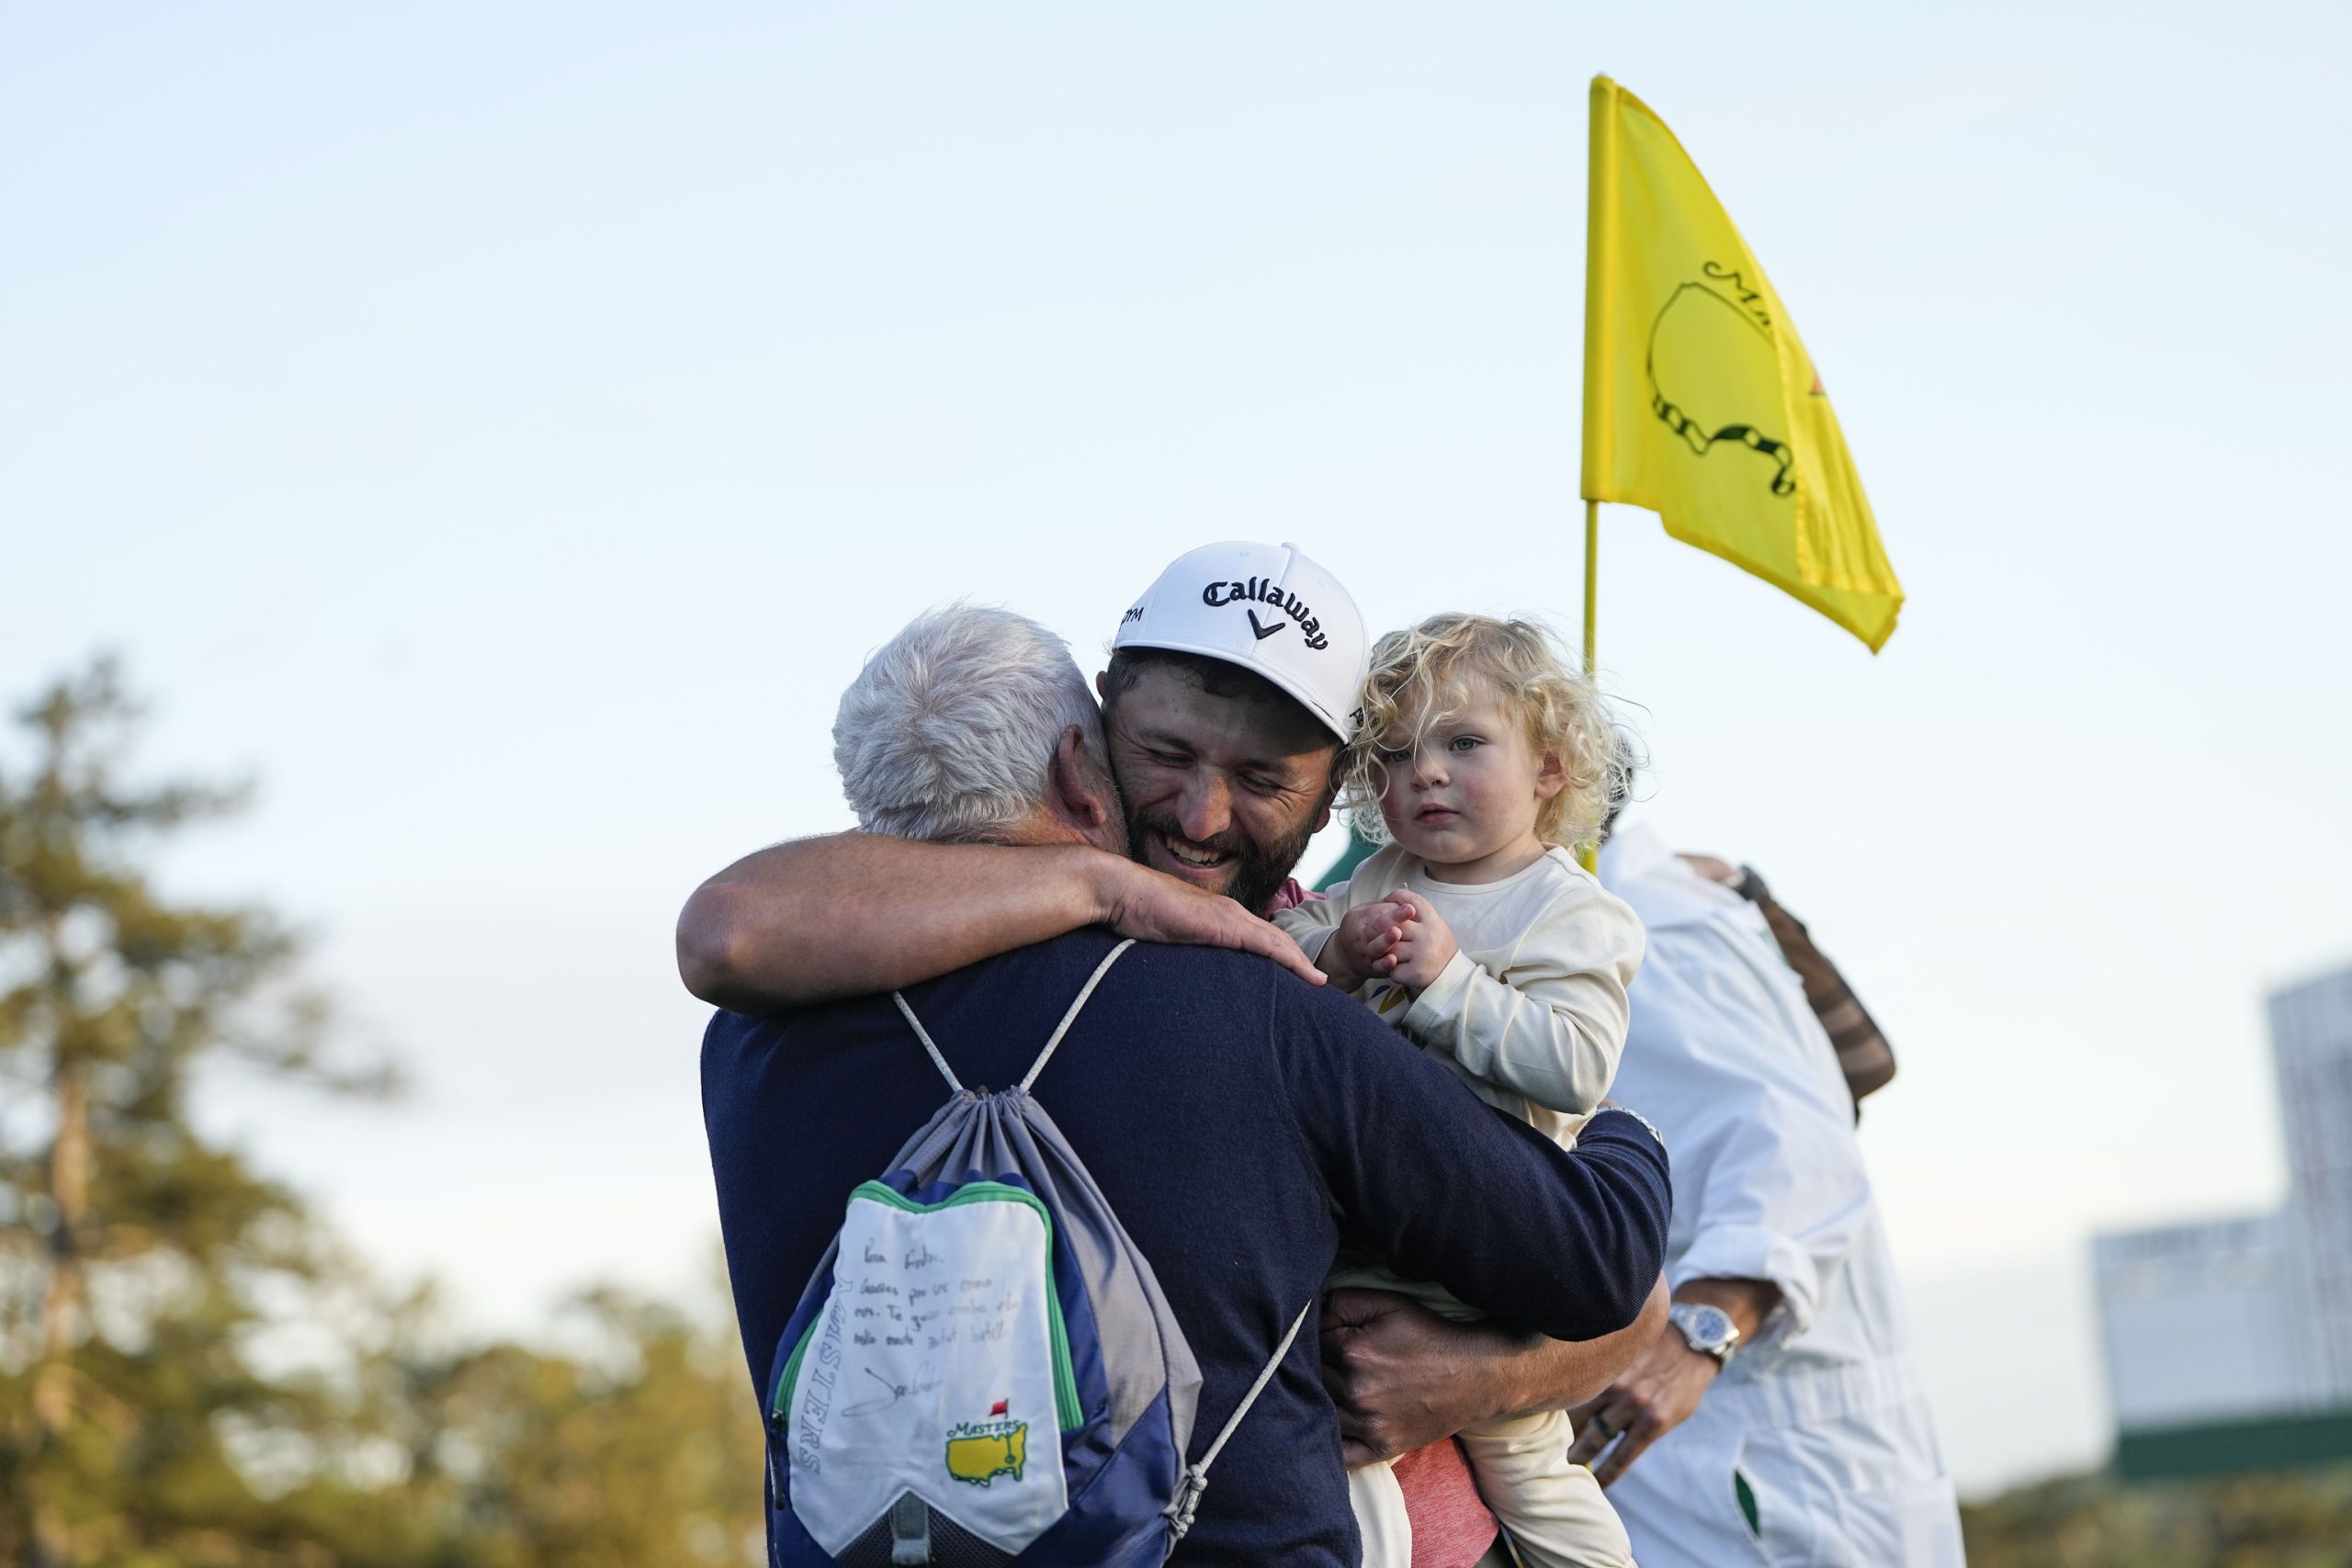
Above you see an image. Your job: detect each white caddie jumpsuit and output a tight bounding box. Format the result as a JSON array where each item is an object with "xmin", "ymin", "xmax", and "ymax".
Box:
[{"xmin": 1595, "ymin": 823, "xmax": 1966, "ymax": 1568}]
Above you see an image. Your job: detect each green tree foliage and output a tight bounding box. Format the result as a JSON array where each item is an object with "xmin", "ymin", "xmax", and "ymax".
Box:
[
  {"xmin": 1962, "ymin": 1462, "xmax": 2352, "ymax": 1567},
  {"xmin": 0, "ymin": 659, "xmax": 763, "ymax": 1565},
  {"xmin": 364, "ymin": 1286, "xmax": 765, "ymax": 1568},
  {"xmin": 0, "ymin": 656, "xmax": 383, "ymax": 1564}
]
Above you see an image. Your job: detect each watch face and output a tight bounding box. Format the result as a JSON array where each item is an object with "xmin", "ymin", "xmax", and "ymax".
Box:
[{"xmin": 1673, "ymin": 1303, "xmax": 1736, "ymax": 1353}]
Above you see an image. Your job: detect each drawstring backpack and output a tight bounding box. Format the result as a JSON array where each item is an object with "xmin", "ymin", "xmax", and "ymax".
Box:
[{"xmin": 763, "ymin": 941, "xmax": 1313, "ymax": 1566}]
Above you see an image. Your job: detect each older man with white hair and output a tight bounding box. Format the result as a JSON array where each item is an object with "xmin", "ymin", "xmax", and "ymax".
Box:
[
  {"xmin": 828, "ymin": 603, "xmax": 1126, "ymax": 847},
  {"xmin": 698, "ymin": 602, "xmax": 1673, "ymax": 1566}
]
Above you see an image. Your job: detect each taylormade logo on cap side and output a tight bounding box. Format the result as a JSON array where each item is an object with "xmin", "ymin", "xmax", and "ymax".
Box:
[{"xmin": 1112, "ymin": 541, "xmax": 1370, "ymax": 740}]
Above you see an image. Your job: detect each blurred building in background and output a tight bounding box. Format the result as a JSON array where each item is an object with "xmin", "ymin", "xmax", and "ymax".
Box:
[{"xmin": 2094, "ymin": 962, "xmax": 2352, "ymax": 1478}]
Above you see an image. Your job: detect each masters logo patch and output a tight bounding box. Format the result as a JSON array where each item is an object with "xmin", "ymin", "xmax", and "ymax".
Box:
[{"xmin": 944, "ymin": 1411, "xmax": 1029, "ymax": 1487}]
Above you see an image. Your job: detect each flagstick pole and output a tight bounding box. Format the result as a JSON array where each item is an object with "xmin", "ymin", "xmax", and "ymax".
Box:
[
  {"xmin": 1582, "ymin": 499, "xmax": 1599, "ymax": 678},
  {"xmin": 1578, "ymin": 499, "xmax": 1600, "ymax": 873},
  {"xmin": 1577, "ymin": 77, "xmax": 1613, "ymax": 875}
]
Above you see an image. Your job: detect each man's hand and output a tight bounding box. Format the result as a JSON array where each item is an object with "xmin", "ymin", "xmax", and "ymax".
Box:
[
  {"xmin": 1320, "ymin": 898, "xmax": 1410, "ymax": 993},
  {"xmin": 1565, "ymin": 1276, "xmax": 1781, "ymax": 1486},
  {"xmin": 1099, "ymin": 858, "xmax": 1324, "ymax": 987},
  {"xmin": 1321, "ymin": 1290, "xmax": 1507, "ymax": 1467},
  {"xmin": 1563, "ymin": 1325, "xmax": 1718, "ymax": 1485},
  {"xmin": 1320, "ymin": 1280, "xmax": 1668, "ymax": 1469},
  {"xmin": 1382, "ymin": 890, "xmax": 1459, "ymax": 992}
]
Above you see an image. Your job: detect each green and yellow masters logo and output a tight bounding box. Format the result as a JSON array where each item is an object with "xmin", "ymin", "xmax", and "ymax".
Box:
[{"xmin": 944, "ymin": 1402, "xmax": 1029, "ymax": 1488}]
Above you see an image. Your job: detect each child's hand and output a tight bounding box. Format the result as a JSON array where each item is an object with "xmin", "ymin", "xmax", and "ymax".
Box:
[
  {"xmin": 1321, "ymin": 898, "xmax": 1411, "ymax": 992},
  {"xmin": 1383, "ymin": 891, "xmax": 1460, "ymax": 993}
]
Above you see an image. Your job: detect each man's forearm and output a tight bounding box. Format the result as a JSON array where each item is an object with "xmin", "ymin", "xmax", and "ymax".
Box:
[
  {"xmin": 1479, "ymin": 1274, "xmax": 1671, "ymax": 1420},
  {"xmin": 675, "ymin": 833, "xmax": 1114, "ymax": 1010}
]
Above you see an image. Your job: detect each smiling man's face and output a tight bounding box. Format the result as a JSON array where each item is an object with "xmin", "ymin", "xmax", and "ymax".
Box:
[{"xmin": 1099, "ymin": 659, "xmax": 1340, "ymax": 915}]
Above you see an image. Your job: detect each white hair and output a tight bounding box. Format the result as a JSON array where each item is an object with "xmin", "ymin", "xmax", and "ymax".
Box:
[{"xmin": 832, "ymin": 604, "xmax": 1106, "ymax": 843}]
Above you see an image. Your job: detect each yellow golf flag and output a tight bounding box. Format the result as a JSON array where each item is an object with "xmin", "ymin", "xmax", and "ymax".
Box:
[{"xmin": 1580, "ymin": 75, "xmax": 1903, "ymax": 651}]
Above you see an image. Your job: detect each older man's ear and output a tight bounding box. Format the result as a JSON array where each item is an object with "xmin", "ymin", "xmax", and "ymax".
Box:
[{"xmin": 1049, "ymin": 725, "xmax": 1128, "ymax": 857}]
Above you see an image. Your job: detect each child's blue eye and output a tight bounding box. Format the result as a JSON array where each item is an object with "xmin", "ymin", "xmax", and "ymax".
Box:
[
  {"xmin": 1378, "ymin": 747, "xmax": 1412, "ymax": 765},
  {"xmin": 1448, "ymin": 736, "xmax": 1481, "ymax": 753}
]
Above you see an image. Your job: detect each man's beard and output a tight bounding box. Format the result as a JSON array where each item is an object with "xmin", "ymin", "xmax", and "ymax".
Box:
[{"xmin": 1125, "ymin": 806, "xmax": 1320, "ymax": 917}]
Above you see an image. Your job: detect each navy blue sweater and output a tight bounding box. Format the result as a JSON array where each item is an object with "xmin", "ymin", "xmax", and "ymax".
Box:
[{"xmin": 702, "ymin": 930, "xmax": 1669, "ymax": 1566}]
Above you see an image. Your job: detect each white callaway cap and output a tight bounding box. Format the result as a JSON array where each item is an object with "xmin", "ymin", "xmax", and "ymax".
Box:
[{"xmin": 1113, "ymin": 540, "xmax": 1370, "ymax": 740}]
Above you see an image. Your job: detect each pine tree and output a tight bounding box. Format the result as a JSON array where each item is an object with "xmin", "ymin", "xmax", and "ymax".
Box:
[
  {"xmin": 0, "ymin": 659, "xmax": 765, "ymax": 1565},
  {"xmin": 0, "ymin": 657, "xmax": 391, "ymax": 1565}
]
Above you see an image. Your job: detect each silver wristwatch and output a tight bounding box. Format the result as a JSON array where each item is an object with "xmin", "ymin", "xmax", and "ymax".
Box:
[{"xmin": 1667, "ymin": 1302, "xmax": 1741, "ymax": 1366}]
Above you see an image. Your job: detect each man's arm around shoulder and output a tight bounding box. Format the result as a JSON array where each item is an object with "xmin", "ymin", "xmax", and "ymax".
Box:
[{"xmin": 677, "ymin": 832, "xmax": 1321, "ymax": 1011}]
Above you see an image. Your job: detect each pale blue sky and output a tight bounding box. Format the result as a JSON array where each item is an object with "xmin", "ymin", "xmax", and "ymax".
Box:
[{"xmin": 6, "ymin": 1, "xmax": 2347, "ymax": 1494}]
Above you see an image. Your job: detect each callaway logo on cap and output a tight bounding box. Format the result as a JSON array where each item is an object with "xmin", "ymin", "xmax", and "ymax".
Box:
[{"xmin": 1113, "ymin": 541, "xmax": 1370, "ymax": 739}]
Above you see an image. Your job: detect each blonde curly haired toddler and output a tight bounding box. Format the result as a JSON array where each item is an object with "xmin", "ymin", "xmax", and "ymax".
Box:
[{"xmin": 1276, "ymin": 613, "xmax": 1645, "ymax": 1568}]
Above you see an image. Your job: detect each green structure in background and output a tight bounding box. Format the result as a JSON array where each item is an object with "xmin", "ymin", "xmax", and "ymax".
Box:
[
  {"xmin": 1313, "ymin": 825, "xmax": 1380, "ymax": 892},
  {"xmin": 2115, "ymin": 1409, "xmax": 2352, "ymax": 1483},
  {"xmin": 2093, "ymin": 964, "xmax": 2352, "ymax": 1487}
]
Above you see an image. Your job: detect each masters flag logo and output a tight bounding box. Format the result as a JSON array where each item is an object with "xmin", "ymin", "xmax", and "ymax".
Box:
[
  {"xmin": 1581, "ymin": 75, "xmax": 1905, "ymax": 652},
  {"xmin": 1647, "ymin": 263, "xmax": 1797, "ymax": 499}
]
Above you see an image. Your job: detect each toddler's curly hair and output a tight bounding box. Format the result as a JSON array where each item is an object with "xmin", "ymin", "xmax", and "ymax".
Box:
[{"xmin": 1339, "ymin": 614, "xmax": 1623, "ymax": 855}]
